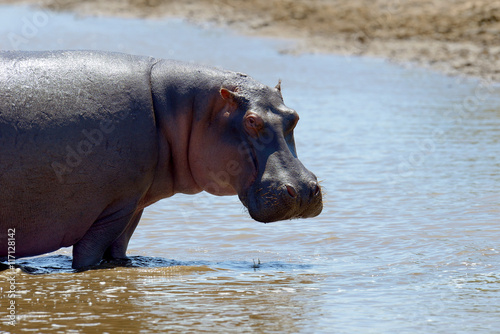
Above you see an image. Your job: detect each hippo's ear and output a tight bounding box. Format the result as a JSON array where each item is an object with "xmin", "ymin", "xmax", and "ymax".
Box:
[
  {"xmin": 275, "ymin": 79, "xmax": 283, "ymax": 99},
  {"xmin": 275, "ymin": 79, "xmax": 282, "ymax": 93},
  {"xmin": 220, "ymin": 87, "xmax": 239, "ymax": 102}
]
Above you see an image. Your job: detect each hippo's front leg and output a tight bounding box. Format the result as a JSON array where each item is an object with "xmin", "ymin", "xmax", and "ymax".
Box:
[
  {"xmin": 72, "ymin": 203, "xmax": 140, "ymax": 269},
  {"xmin": 103, "ymin": 209, "xmax": 144, "ymax": 261}
]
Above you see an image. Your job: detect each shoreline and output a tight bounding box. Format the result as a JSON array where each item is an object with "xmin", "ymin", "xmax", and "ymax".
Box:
[{"xmin": 2, "ymin": 0, "xmax": 500, "ymax": 82}]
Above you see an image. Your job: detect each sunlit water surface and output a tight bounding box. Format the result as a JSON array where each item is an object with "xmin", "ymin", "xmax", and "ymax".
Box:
[{"xmin": 1, "ymin": 5, "xmax": 500, "ymax": 333}]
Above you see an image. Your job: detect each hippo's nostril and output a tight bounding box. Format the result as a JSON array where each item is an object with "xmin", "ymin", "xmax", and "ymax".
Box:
[
  {"xmin": 311, "ymin": 182, "xmax": 321, "ymax": 197},
  {"xmin": 286, "ymin": 184, "xmax": 298, "ymax": 198}
]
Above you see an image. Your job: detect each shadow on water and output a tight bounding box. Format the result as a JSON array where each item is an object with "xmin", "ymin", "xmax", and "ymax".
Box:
[{"xmin": 1, "ymin": 255, "xmax": 314, "ymax": 275}]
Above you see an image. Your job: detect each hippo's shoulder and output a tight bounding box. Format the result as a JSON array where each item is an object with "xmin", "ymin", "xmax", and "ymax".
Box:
[
  {"xmin": 151, "ymin": 59, "xmax": 264, "ymax": 92},
  {"xmin": 152, "ymin": 59, "xmax": 231, "ymax": 80}
]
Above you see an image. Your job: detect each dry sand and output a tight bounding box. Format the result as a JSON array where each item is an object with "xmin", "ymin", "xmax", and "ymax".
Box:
[{"xmin": 2, "ymin": 0, "xmax": 500, "ymax": 82}]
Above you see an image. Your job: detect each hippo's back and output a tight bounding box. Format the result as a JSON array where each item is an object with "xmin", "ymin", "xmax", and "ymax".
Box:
[
  {"xmin": 0, "ymin": 51, "xmax": 159, "ymax": 256},
  {"xmin": 0, "ymin": 50, "xmax": 157, "ymax": 123}
]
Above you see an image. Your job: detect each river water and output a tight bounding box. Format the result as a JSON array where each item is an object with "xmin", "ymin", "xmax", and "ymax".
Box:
[{"xmin": 1, "ymin": 5, "xmax": 500, "ymax": 333}]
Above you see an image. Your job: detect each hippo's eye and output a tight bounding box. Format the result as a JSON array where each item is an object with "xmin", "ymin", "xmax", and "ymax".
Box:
[{"xmin": 244, "ymin": 113, "xmax": 264, "ymax": 137}]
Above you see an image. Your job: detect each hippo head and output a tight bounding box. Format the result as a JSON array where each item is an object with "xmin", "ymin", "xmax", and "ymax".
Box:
[{"xmin": 190, "ymin": 77, "xmax": 323, "ymax": 223}]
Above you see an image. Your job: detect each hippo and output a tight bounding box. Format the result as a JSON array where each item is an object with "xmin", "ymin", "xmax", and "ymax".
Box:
[{"xmin": 0, "ymin": 51, "xmax": 322, "ymax": 269}]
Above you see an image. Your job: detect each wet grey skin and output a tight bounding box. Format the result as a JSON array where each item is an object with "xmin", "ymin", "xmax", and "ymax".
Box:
[{"xmin": 0, "ymin": 51, "xmax": 323, "ymax": 269}]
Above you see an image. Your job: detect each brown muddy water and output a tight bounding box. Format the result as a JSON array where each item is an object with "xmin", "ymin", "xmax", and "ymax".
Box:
[{"xmin": 1, "ymin": 5, "xmax": 500, "ymax": 333}]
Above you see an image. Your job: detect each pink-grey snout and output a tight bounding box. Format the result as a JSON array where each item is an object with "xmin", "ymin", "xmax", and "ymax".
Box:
[{"xmin": 243, "ymin": 160, "xmax": 323, "ymax": 223}]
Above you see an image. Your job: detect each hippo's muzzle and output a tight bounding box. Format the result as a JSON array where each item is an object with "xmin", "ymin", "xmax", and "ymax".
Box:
[{"xmin": 240, "ymin": 154, "xmax": 323, "ymax": 223}]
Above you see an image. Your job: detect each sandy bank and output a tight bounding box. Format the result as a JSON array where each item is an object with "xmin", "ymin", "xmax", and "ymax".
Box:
[{"xmin": 2, "ymin": 0, "xmax": 500, "ymax": 82}]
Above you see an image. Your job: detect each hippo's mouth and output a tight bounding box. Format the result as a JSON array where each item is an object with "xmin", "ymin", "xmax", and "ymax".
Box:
[{"xmin": 242, "ymin": 183, "xmax": 323, "ymax": 223}]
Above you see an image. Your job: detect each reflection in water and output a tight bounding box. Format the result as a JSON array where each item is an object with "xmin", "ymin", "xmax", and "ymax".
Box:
[
  {"xmin": 1, "ymin": 263, "xmax": 324, "ymax": 333},
  {"xmin": 1, "ymin": 4, "xmax": 500, "ymax": 334}
]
